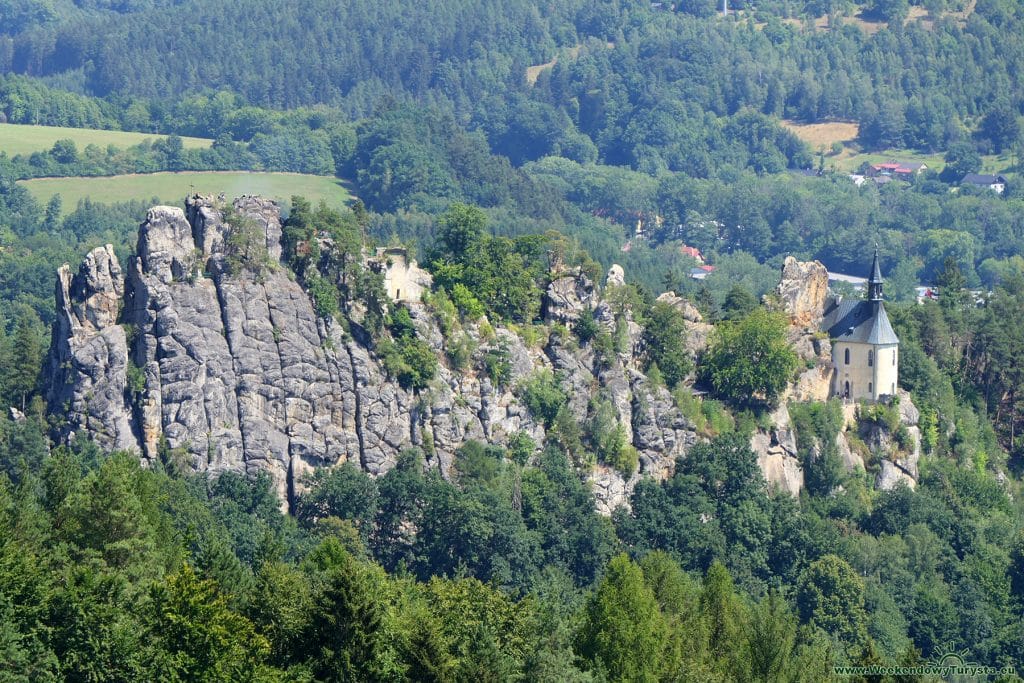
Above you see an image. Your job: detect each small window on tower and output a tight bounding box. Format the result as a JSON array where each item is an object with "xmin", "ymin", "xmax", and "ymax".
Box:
[
  {"xmin": 868, "ymin": 350, "xmax": 873, "ymax": 367},
  {"xmin": 844, "ymin": 348, "xmax": 850, "ymax": 365},
  {"xmin": 869, "ymin": 382, "xmax": 873, "ymax": 394},
  {"xmin": 893, "ymin": 350, "xmax": 896, "ymax": 366}
]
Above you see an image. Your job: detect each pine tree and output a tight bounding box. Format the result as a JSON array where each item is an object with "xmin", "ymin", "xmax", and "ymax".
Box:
[
  {"xmin": 577, "ymin": 553, "xmax": 669, "ymax": 682},
  {"xmin": 6, "ymin": 310, "xmax": 42, "ymax": 412}
]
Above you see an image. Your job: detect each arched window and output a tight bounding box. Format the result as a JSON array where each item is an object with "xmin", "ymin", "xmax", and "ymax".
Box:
[
  {"xmin": 868, "ymin": 350, "xmax": 873, "ymax": 367},
  {"xmin": 869, "ymin": 382, "xmax": 873, "ymax": 394},
  {"xmin": 844, "ymin": 381, "xmax": 850, "ymax": 398},
  {"xmin": 844, "ymin": 348, "xmax": 850, "ymax": 365}
]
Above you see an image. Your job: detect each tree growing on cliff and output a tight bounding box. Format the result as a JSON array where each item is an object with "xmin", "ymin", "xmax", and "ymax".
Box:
[
  {"xmin": 643, "ymin": 300, "xmax": 693, "ymax": 389},
  {"xmin": 701, "ymin": 309, "xmax": 798, "ymax": 408},
  {"xmin": 223, "ymin": 208, "xmax": 272, "ymax": 277}
]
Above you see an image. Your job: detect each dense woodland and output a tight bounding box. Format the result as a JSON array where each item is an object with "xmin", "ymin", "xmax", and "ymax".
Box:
[
  {"xmin": 2, "ymin": 195, "xmax": 1024, "ymax": 679},
  {"xmin": 1, "ymin": 0, "xmax": 1024, "ymax": 679}
]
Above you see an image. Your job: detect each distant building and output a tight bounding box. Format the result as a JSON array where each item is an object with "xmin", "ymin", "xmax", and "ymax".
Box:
[
  {"xmin": 366, "ymin": 247, "xmax": 432, "ymax": 303},
  {"xmin": 689, "ymin": 264, "xmax": 715, "ymax": 281},
  {"xmin": 867, "ymin": 160, "xmax": 927, "ymax": 180},
  {"xmin": 821, "ymin": 249, "xmax": 899, "ymax": 402},
  {"xmin": 960, "ymin": 173, "xmax": 1007, "ymax": 194},
  {"xmin": 680, "ymin": 244, "xmax": 704, "ymax": 263}
]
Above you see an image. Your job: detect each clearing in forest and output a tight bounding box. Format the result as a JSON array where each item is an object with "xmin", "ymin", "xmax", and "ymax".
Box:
[
  {"xmin": 0, "ymin": 123, "xmax": 211, "ymax": 157},
  {"xmin": 781, "ymin": 120, "xmax": 859, "ymax": 149},
  {"xmin": 19, "ymin": 171, "xmax": 351, "ymax": 216}
]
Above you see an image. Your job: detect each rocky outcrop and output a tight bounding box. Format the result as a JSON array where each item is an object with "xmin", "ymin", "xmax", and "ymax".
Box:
[
  {"xmin": 774, "ymin": 256, "xmax": 829, "ymax": 330},
  {"xmin": 47, "ymin": 244, "xmax": 135, "ymax": 452},
  {"xmin": 654, "ymin": 291, "xmax": 714, "ymax": 356},
  {"xmin": 46, "ymin": 196, "xmax": 700, "ymax": 514},
  {"xmin": 751, "ymin": 399, "xmax": 803, "ymax": 496},
  {"xmin": 868, "ymin": 390, "xmax": 921, "ymax": 490},
  {"xmin": 543, "ymin": 270, "xmax": 596, "ymax": 325},
  {"xmin": 49, "ymin": 209, "xmax": 930, "ymax": 510}
]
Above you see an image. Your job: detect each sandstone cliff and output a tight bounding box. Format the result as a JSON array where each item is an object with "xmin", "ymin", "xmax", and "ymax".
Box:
[
  {"xmin": 47, "ymin": 199, "xmax": 922, "ymax": 511},
  {"xmin": 46, "ymin": 196, "xmax": 698, "ymax": 511}
]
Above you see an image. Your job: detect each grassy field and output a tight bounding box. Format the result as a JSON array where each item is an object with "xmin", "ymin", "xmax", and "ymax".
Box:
[
  {"xmin": 829, "ymin": 148, "xmax": 1013, "ymax": 175},
  {"xmin": 0, "ymin": 123, "xmax": 211, "ymax": 157},
  {"xmin": 19, "ymin": 171, "xmax": 352, "ymax": 216},
  {"xmin": 781, "ymin": 120, "xmax": 859, "ymax": 149},
  {"xmin": 782, "ymin": 119, "xmax": 1014, "ymax": 175}
]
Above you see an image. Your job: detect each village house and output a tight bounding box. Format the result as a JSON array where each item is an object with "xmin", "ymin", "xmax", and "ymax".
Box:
[
  {"xmin": 960, "ymin": 173, "xmax": 1007, "ymax": 194},
  {"xmin": 679, "ymin": 244, "xmax": 704, "ymax": 263},
  {"xmin": 866, "ymin": 160, "xmax": 928, "ymax": 180}
]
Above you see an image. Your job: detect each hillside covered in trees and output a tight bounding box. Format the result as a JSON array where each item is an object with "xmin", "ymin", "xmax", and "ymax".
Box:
[
  {"xmin": 0, "ymin": 192, "xmax": 1021, "ymax": 679},
  {"xmin": 1, "ymin": 0, "xmax": 1024, "ymax": 679}
]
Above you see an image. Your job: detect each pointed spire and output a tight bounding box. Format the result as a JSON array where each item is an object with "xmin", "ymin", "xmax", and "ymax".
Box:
[
  {"xmin": 869, "ymin": 246, "xmax": 883, "ymax": 283},
  {"xmin": 868, "ymin": 246, "xmax": 883, "ymax": 301}
]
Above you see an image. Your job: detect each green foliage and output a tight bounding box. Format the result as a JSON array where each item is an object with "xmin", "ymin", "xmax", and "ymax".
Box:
[
  {"xmin": 446, "ymin": 333, "xmax": 476, "ymax": 371},
  {"xmin": 1, "ymin": 308, "xmax": 43, "ymax": 411},
  {"xmin": 377, "ymin": 306, "xmax": 438, "ymax": 390},
  {"xmin": 302, "ymin": 544, "xmax": 403, "ymax": 682},
  {"xmin": 517, "ymin": 370, "xmax": 566, "ymax": 429},
  {"xmin": 796, "ymin": 555, "xmax": 869, "ymax": 653},
  {"xmin": 586, "ymin": 396, "xmax": 638, "ymax": 477},
  {"xmin": 789, "ymin": 400, "xmax": 845, "ymax": 496},
  {"xmin": 428, "ymin": 203, "xmax": 547, "ymax": 323},
  {"xmin": 222, "ymin": 207, "xmax": 272, "ymax": 277},
  {"xmin": 450, "ymin": 283, "xmax": 485, "ymax": 320},
  {"xmin": 722, "ymin": 284, "xmax": 758, "ymax": 321},
  {"xmin": 673, "ymin": 387, "xmax": 735, "ymax": 437},
  {"xmin": 643, "ymin": 300, "xmax": 693, "ymax": 389},
  {"xmin": 126, "ymin": 360, "xmax": 146, "ymax": 401},
  {"xmin": 144, "ymin": 564, "xmax": 271, "ymax": 682},
  {"xmin": 576, "ymin": 554, "xmax": 670, "ymax": 682},
  {"xmin": 481, "ymin": 341, "xmax": 511, "ymax": 388},
  {"xmin": 296, "ymin": 463, "xmax": 379, "ymax": 537},
  {"xmin": 702, "ymin": 309, "xmax": 799, "ymax": 408}
]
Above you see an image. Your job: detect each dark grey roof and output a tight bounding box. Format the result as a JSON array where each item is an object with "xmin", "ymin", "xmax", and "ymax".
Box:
[
  {"xmin": 961, "ymin": 173, "xmax": 1006, "ymax": 185},
  {"xmin": 821, "ymin": 298, "xmax": 900, "ymax": 345}
]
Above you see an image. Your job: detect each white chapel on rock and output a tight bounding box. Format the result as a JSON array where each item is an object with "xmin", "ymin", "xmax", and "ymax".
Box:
[{"xmin": 821, "ymin": 250, "xmax": 900, "ymax": 402}]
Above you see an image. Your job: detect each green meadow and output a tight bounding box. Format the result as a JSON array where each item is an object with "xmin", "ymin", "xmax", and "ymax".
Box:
[
  {"xmin": 19, "ymin": 171, "xmax": 352, "ymax": 215},
  {"xmin": 0, "ymin": 123, "xmax": 211, "ymax": 157}
]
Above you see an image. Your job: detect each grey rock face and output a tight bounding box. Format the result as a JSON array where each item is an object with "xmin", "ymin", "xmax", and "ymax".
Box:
[
  {"xmin": 750, "ymin": 400, "xmax": 803, "ymax": 496},
  {"xmin": 48, "ymin": 197, "xmax": 704, "ymax": 514},
  {"xmin": 544, "ymin": 271, "xmax": 595, "ymax": 325},
  {"xmin": 876, "ymin": 459, "xmax": 916, "ymax": 490},
  {"xmin": 47, "ymin": 244, "xmax": 136, "ymax": 452},
  {"xmin": 774, "ymin": 256, "xmax": 829, "ymax": 330}
]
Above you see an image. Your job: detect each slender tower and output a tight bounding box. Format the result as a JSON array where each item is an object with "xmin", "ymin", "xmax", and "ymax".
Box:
[{"xmin": 868, "ymin": 246, "xmax": 883, "ymax": 302}]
